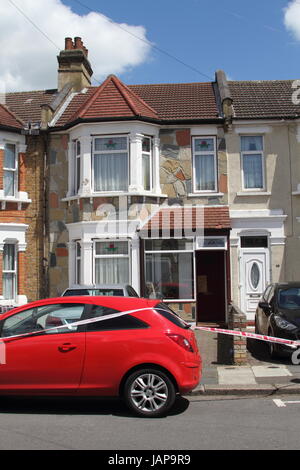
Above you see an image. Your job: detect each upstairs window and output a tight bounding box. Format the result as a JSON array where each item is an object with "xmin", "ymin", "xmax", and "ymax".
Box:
[
  {"xmin": 4, "ymin": 144, "xmax": 17, "ymax": 197},
  {"xmin": 93, "ymin": 136, "xmax": 128, "ymax": 192},
  {"xmin": 241, "ymin": 136, "xmax": 264, "ymax": 190},
  {"xmin": 192, "ymin": 137, "xmax": 217, "ymax": 192},
  {"xmin": 142, "ymin": 136, "xmax": 153, "ymax": 191},
  {"xmin": 74, "ymin": 140, "xmax": 81, "ymax": 194}
]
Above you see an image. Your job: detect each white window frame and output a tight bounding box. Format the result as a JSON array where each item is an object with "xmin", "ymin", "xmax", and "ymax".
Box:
[
  {"xmin": 141, "ymin": 135, "xmax": 153, "ymax": 192},
  {"xmin": 92, "ymin": 134, "xmax": 129, "ymax": 193},
  {"xmin": 74, "ymin": 139, "xmax": 81, "ymax": 195},
  {"xmin": 93, "ymin": 239, "xmax": 131, "ymax": 284},
  {"xmin": 241, "ymin": 135, "xmax": 265, "ymax": 191},
  {"xmin": 196, "ymin": 236, "xmax": 228, "ymax": 250},
  {"xmin": 3, "ymin": 243, "xmax": 17, "ymax": 301},
  {"xmin": 3, "ymin": 143, "xmax": 17, "ymax": 197},
  {"xmin": 192, "ymin": 136, "xmax": 217, "ymax": 193},
  {"xmin": 144, "ymin": 238, "xmax": 195, "ymax": 302},
  {"xmin": 75, "ymin": 240, "xmax": 81, "ymax": 284}
]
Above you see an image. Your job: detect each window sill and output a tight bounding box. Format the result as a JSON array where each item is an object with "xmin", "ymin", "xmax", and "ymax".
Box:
[
  {"xmin": 62, "ymin": 192, "xmax": 168, "ymax": 202},
  {"xmin": 0, "ymin": 195, "xmax": 32, "ymax": 209},
  {"xmin": 188, "ymin": 192, "xmax": 224, "ymax": 198},
  {"xmin": 236, "ymin": 191, "xmax": 271, "ymax": 197}
]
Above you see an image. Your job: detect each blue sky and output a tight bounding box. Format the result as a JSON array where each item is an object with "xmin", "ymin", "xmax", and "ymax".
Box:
[
  {"xmin": 1, "ymin": 0, "xmax": 299, "ymax": 91},
  {"xmin": 61, "ymin": 0, "xmax": 298, "ymax": 84}
]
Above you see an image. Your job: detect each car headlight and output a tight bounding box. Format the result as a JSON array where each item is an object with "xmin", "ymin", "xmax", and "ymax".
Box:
[{"xmin": 274, "ymin": 315, "xmax": 298, "ymax": 332}]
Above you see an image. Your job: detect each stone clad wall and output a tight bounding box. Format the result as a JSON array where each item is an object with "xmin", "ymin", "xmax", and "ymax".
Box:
[
  {"xmin": 48, "ymin": 134, "xmax": 69, "ymax": 297},
  {"xmin": 159, "ymin": 127, "xmax": 228, "ymax": 204}
]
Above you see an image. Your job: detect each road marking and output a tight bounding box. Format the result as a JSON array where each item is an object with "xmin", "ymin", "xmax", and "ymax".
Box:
[
  {"xmin": 273, "ymin": 399, "xmax": 286, "ymax": 407},
  {"xmin": 273, "ymin": 399, "xmax": 300, "ymax": 408}
]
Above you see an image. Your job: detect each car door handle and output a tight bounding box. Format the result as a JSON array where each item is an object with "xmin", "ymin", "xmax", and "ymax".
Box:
[{"xmin": 58, "ymin": 343, "xmax": 77, "ymax": 353}]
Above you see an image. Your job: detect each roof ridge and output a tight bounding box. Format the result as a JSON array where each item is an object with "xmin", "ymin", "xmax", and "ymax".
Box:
[
  {"xmin": 229, "ymin": 79, "xmax": 295, "ymax": 84},
  {"xmin": 111, "ymin": 75, "xmax": 158, "ymax": 117},
  {"xmin": 7, "ymin": 89, "xmax": 57, "ymax": 95},
  {"xmin": 130, "ymin": 81, "xmax": 212, "ymax": 87},
  {"xmin": 76, "ymin": 79, "xmax": 110, "ymax": 118}
]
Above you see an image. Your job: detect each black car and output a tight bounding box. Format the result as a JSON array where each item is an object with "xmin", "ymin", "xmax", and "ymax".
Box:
[
  {"xmin": 255, "ymin": 282, "xmax": 300, "ymax": 358},
  {"xmin": 62, "ymin": 284, "xmax": 139, "ymax": 298}
]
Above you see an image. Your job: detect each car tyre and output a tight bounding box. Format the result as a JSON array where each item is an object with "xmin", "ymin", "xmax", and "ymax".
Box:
[
  {"xmin": 268, "ymin": 328, "xmax": 279, "ymax": 359},
  {"xmin": 123, "ymin": 368, "xmax": 176, "ymax": 418},
  {"xmin": 255, "ymin": 318, "xmax": 259, "ymax": 334}
]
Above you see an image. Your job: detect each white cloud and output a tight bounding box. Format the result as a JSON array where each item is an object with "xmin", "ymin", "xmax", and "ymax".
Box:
[
  {"xmin": 0, "ymin": 0, "xmax": 151, "ymax": 91},
  {"xmin": 284, "ymin": 0, "xmax": 300, "ymax": 40}
]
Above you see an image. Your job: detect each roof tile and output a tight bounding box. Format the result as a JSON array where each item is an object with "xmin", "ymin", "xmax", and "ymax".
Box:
[
  {"xmin": 54, "ymin": 77, "xmax": 220, "ymax": 127},
  {"xmin": 229, "ymin": 80, "xmax": 300, "ymax": 119},
  {"xmin": 140, "ymin": 206, "xmax": 231, "ymax": 232},
  {"xmin": 0, "ymin": 104, "xmax": 23, "ymax": 130}
]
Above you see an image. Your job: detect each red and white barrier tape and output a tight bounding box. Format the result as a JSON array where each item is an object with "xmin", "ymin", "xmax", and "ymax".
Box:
[
  {"xmin": 0, "ymin": 307, "xmax": 299, "ymax": 349},
  {"xmin": 192, "ymin": 325, "xmax": 300, "ymax": 349}
]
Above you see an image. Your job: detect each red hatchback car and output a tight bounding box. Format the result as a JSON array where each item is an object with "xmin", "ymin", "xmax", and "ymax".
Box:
[{"xmin": 0, "ymin": 296, "xmax": 201, "ymax": 417}]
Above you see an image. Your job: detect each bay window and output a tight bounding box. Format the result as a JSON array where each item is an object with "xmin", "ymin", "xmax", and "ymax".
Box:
[
  {"xmin": 144, "ymin": 239, "xmax": 194, "ymax": 300},
  {"xmin": 94, "ymin": 240, "xmax": 130, "ymax": 284},
  {"xmin": 241, "ymin": 135, "xmax": 264, "ymax": 190},
  {"xmin": 192, "ymin": 137, "xmax": 217, "ymax": 192},
  {"xmin": 66, "ymin": 127, "xmax": 161, "ymax": 199},
  {"xmin": 93, "ymin": 136, "xmax": 128, "ymax": 192}
]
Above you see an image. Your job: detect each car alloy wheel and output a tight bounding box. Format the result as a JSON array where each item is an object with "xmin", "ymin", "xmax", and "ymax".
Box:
[{"xmin": 123, "ymin": 369, "xmax": 176, "ymax": 417}]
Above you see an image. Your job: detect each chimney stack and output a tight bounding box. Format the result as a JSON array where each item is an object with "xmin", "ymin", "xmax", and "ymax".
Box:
[{"xmin": 57, "ymin": 37, "xmax": 93, "ymax": 92}]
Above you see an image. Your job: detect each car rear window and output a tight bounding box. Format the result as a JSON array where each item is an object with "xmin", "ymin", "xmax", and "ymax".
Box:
[
  {"xmin": 85, "ymin": 304, "xmax": 149, "ymax": 331},
  {"xmin": 278, "ymin": 287, "xmax": 300, "ymax": 309},
  {"xmin": 154, "ymin": 303, "xmax": 190, "ymax": 329}
]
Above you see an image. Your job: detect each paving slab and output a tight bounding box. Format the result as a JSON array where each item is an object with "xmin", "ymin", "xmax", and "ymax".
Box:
[
  {"xmin": 252, "ymin": 365, "xmax": 292, "ymax": 377},
  {"xmin": 217, "ymin": 366, "xmax": 257, "ymax": 385}
]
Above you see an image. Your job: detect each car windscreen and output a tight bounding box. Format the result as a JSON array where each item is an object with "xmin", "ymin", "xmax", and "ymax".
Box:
[
  {"xmin": 63, "ymin": 289, "xmax": 124, "ymax": 296},
  {"xmin": 154, "ymin": 303, "xmax": 190, "ymax": 329},
  {"xmin": 278, "ymin": 287, "xmax": 300, "ymax": 309}
]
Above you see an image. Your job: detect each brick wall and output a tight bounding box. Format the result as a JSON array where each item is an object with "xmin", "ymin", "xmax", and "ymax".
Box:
[
  {"xmin": 228, "ymin": 303, "xmax": 248, "ymax": 365},
  {"xmin": 0, "ymin": 135, "xmax": 46, "ymax": 304},
  {"xmin": 23, "ymin": 135, "xmax": 47, "ymax": 302}
]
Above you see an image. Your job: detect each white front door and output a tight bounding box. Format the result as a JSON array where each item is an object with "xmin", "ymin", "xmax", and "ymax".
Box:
[{"xmin": 240, "ymin": 249, "xmax": 270, "ymax": 318}]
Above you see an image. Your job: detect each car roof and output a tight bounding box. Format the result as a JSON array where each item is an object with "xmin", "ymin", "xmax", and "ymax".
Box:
[
  {"xmin": 0, "ymin": 296, "xmax": 159, "ymax": 320},
  {"xmin": 274, "ymin": 282, "xmax": 300, "ymax": 289},
  {"xmin": 65, "ymin": 285, "xmax": 130, "ymax": 290}
]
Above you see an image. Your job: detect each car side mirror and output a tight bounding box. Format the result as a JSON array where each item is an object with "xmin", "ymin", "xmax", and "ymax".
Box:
[{"xmin": 258, "ymin": 301, "xmax": 271, "ymax": 311}]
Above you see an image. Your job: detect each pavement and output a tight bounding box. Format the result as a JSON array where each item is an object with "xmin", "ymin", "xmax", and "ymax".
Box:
[{"xmin": 187, "ymin": 328, "xmax": 300, "ymax": 397}]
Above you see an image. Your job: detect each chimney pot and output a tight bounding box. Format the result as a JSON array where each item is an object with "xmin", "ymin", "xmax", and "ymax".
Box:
[
  {"xmin": 65, "ymin": 37, "xmax": 73, "ymax": 50},
  {"xmin": 74, "ymin": 37, "xmax": 83, "ymax": 49}
]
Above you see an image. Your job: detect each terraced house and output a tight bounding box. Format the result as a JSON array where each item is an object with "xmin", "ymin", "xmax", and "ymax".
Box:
[
  {"xmin": 0, "ymin": 99, "xmax": 46, "ymax": 310},
  {"xmin": 1, "ymin": 37, "xmax": 300, "ymax": 324}
]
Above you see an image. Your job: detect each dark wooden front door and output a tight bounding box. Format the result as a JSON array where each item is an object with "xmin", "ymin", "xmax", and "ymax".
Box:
[{"xmin": 196, "ymin": 251, "xmax": 226, "ymax": 323}]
